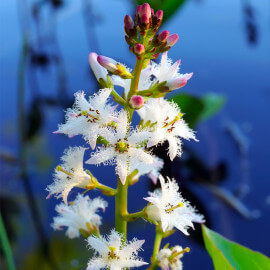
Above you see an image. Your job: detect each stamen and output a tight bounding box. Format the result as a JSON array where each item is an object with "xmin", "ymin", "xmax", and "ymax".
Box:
[
  {"xmin": 56, "ymin": 165, "xmax": 72, "ymax": 176},
  {"xmin": 81, "ymin": 110, "xmax": 99, "ymax": 121},
  {"xmin": 108, "ymin": 246, "xmax": 117, "ymax": 258},
  {"xmin": 165, "ymin": 202, "xmax": 184, "ymax": 213},
  {"xmin": 169, "ymin": 247, "xmax": 190, "ymax": 261},
  {"xmin": 163, "ymin": 113, "xmax": 182, "ymax": 128}
]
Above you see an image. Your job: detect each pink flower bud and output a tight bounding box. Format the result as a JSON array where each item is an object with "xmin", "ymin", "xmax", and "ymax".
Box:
[
  {"xmin": 136, "ymin": 5, "xmax": 142, "ymax": 17},
  {"xmin": 140, "ymin": 13, "xmax": 149, "ymax": 24},
  {"xmin": 97, "ymin": 55, "xmax": 117, "ymax": 73},
  {"xmin": 158, "ymin": 30, "xmax": 169, "ymax": 42},
  {"xmin": 129, "ymin": 95, "xmax": 144, "ymax": 109},
  {"xmin": 166, "ymin": 77, "xmax": 187, "ymax": 91},
  {"xmin": 167, "ymin": 34, "xmax": 179, "ymax": 47},
  {"xmin": 134, "ymin": 44, "xmax": 145, "ymax": 55},
  {"xmin": 155, "ymin": 10, "xmax": 163, "ymax": 21},
  {"xmin": 124, "ymin": 15, "xmax": 135, "ymax": 30},
  {"xmin": 141, "ymin": 3, "xmax": 151, "ymax": 19}
]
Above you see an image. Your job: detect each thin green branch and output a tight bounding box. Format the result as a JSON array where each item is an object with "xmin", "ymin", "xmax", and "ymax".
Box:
[{"xmin": 0, "ymin": 212, "xmax": 16, "ymax": 270}]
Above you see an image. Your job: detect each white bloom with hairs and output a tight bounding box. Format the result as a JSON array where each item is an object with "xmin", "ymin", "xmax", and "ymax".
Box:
[
  {"xmin": 52, "ymin": 194, "xmax": 107, "ymax": 239},
  {"xmin": 144, "ymin": 176, "xmax": 204, "ymax": 234},
  {"xmin": 86, "ymin": 230, "xmax": 148, "ymax": 270},
  {"xmin": 138, "ymin": 98, "xmax": 196, "ymax": 160},
  {"xmin": 46, "ymin": 147, "xmax": 91, "ymax": 204},
  {"xmin": 86, "ymin": 111, "xmax": 154, "ymax": 184},
  {"xmin": 54, "ymin": 89, "xmax": 118, "ymax": 149}
]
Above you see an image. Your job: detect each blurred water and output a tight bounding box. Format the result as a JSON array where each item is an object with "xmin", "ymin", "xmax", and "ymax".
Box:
[{"xmin": 0, "ymin": 0, "xmax": 270, "ymax": 269}]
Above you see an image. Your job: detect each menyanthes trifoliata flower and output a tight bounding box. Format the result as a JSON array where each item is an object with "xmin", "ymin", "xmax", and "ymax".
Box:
[
  {"xmin": 54, "ymin": 89, "xmax": 118, "ymax": 150},
  {"xmin": 86, "ymin": 111, "xmax": 154, "ymax": 184},
  {"xmin": 144, "ymin": 176, "xmax": 205, "ymax": 234},
  {"xmin": 46, "ymin": 147, "xmax": 92, "ymax": 204},
  {"xmin": 150, "ymin": 52, "xmax": 193, "ymax": 89},
  {"xmin": 157, "ymin": 245, "xmax": 190, "ymax": 270},
  {"xmin": 138, "ymin": 98, "xmax": 197, "ymax": 160},
  {"xmin": 52, "ymin": 194, "xmax": 107, "ymax": 239},
  {"xmin": 86, "ymin": 230, "xmax": 148, "ymax": 270}
]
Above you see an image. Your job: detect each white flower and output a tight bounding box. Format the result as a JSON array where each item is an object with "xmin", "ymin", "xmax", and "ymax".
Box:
[
  {"xmin": 54, "ymin": 89, "xmax": 118, "ymax": 149},
  {"xmin": 46, "ymin": 147, "xmax": 92, "ymax": 204},
  {"xmin": 144, "ymin": 176, "xmax": 205, "ymax": 234},
  {"xmin": 86, "ymin": 230, "xmax": 148, "ymax": 270},
  {"xmin": 130, "ymin": 156, "xmax": 163, "ymax": 184},
  {"xmin": 52, "ymin": 194, "xmax": 107, "ymax": 239},
  {"xmin": 86, "ymin": 111, "xmax": 154, "ymax": 184},
  {"xmin": 157, "ymin": 245, "xmax": 188, "ymax": 270},
  {"xmin": 150, "ymin": 52, "xmax": 193, "ymax": 87},
  {"xmin": 138, "ymin": 98, "xmax": 197, "ymax": 161},
  {"xmin": 111, "ymin": 52, "xmax": 192, "ymax": 98}
]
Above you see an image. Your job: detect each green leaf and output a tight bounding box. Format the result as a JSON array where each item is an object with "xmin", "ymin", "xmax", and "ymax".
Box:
[
  {"xmin": 200, "ymin": 93, "xmax": 225, "ymax": 120},
  {"xmin": 169, "ymin": 94, "xmax": 204, "ymax": 128},
  {"xmin": 170, "ymin": 93, "xmax": 225, "ymax": 127},
  {"xmin": 202, "ymin": 225, "xmax": 270, "ymax": 270},
  {"xmin": 136, "ymin": 0, "xmax": 188, "ymax": 23}
]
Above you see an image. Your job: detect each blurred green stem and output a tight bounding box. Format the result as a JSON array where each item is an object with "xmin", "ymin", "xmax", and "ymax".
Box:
[{"xmin": 0, "ymin": 212, "xmax": 16, "ymax": 270}]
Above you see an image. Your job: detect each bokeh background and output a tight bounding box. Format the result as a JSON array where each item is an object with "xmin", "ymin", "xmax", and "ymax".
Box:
[{"xmin": 1, "ymin": 0, "xmax": 270, "ymax": 269}]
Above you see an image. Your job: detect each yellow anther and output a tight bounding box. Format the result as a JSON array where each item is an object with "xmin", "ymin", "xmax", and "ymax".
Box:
[
  {"xmin": 56, "ymin": 166, "xmax": 72, "ymax": 176},
  {"xmin": 165, "ymin": 203, "xmax": 184, "ymax": 213}
]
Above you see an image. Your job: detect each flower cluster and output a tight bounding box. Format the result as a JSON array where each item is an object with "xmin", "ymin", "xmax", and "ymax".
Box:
[{"xmin": 46, "ymin": 2, "xmax": 204, "ymax": 270}]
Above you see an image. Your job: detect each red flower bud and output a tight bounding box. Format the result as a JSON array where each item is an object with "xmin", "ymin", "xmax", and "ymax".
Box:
[
  {"xmin": 158, "ymin": 30, "xmax": 169, "ymax": 42},
  {"xmin": 134, "ymin": 44, "xmax": 145, "ymax": 55},
  {"xmin": 129, "ymin": 95, "xmax": 144, "ymax": 109},
  {"xmin": 167, "ymin": 34, "xmax": 179, "ymax": 47}
]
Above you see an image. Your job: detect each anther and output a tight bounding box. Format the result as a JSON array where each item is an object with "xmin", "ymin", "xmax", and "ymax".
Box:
[{"xmin": 165, "ymin": 202, "xmax": 184, "ymax": 213}]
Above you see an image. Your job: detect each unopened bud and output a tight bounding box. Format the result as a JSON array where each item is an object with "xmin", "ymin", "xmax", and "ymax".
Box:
[
  {"xmin": 129, "ymin": 95, "xmax": 144, "ymax": 109},
  {"xmin": 89, "ymin": 52, "xmax": 108, "ymax": 83},
  {"xmin": 97, "ymin": 55, "xmax": 133, "ymax": 79},
  {"xmin": 136, "ymin": 3, "xmax": 151, "ymax": 30},
  {"xmin": 134, "ymin": 44, "xmax": 145, "ymax": 55},
  {"xmin": 158, "ymin": 30, "xmax": 169, "ymax": 42},
  {"xmin": 156, "ymin": 10, "xmax": 163, "ymax": 21},
  {"xmin": 165, "ymin": 77, "xmax": 187, "ymax": 91},
  {"xmin": 141, "ymin": 3, "xmax": 151, "ymax": 19},
  {"xmin": 124, "ymin": 15, "xmax": 137, "ymax": 37},
  {"xmin": 152, "ymin": 10, "xmax": 163, "ymax": 28},
  {"xmin": 167, "ymin": 34, "xmax": 179, "ymax": 47}
]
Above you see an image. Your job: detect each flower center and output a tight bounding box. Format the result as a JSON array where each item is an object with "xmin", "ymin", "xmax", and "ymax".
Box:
[
  {"xmin": 165, "ymin": 202, "xmax": 184, "ymax": 213},
  {"xmin": 108, "ymin": 246, "xmax": 119, "ymax": 259},
  {"xmin": 115, "ymin": 139, "xmax": 129, "ymax": 153},
  {"xmin": 78, "ymin": 108, "xmax": 100, "ymax": 123}
]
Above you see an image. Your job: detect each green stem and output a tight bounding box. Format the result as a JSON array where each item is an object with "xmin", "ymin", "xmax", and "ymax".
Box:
[
  {"xmin": 96, "ymin": 183, "xmax": 116, "ymax": 196},
  {"xmin": 122, "ymin": 210, "xmax": 145, "ymax": 222},
  {"xmin": 115, "ymin": 178, "xmax": 128, "ymax": 238},
  {"xmin": 111, "ymin": 89, "xmax": 127, "ymax": 106},
  {"xmin": 0, "ymin": 212, "xmax": 16, "ymax": 270},
  {"xmin": 127, "ymin": 58, "xmax": 144, "ymax": 100}
]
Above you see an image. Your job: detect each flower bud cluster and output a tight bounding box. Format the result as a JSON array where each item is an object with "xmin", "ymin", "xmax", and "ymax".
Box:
[{"xmin": 124, "ymin": 3, "xmax": 179, "ymax": 61}]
